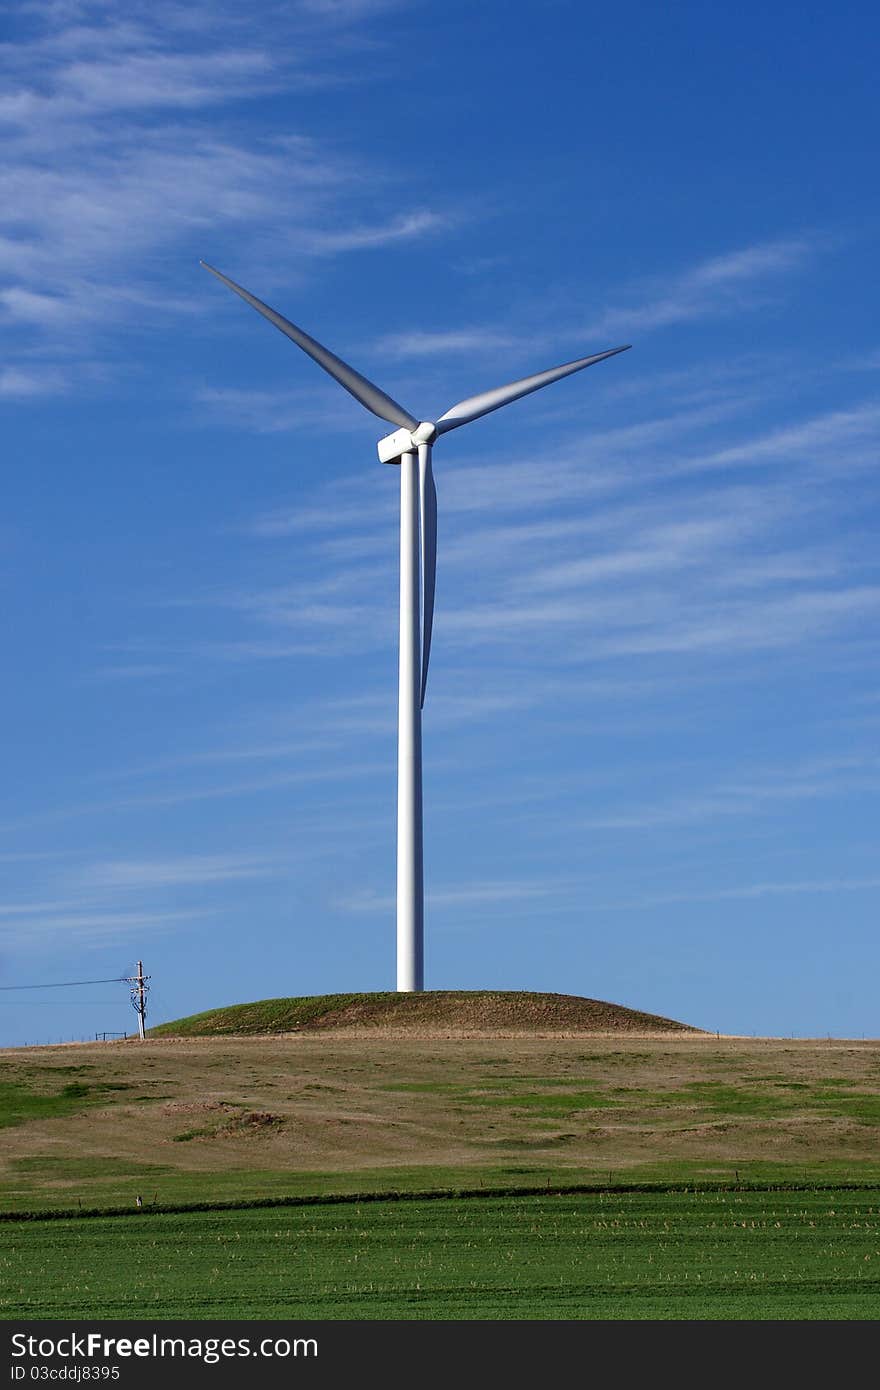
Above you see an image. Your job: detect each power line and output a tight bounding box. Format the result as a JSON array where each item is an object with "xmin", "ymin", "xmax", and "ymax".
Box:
[{"xmin": 0, "ymin": 977, "xmax": 127, "ymax": 991}]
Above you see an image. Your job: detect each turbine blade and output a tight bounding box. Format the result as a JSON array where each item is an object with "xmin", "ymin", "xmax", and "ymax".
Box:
[
  {"xmin": 434, "ymin": 344, "xmax": 631, "ymax": 435},
  {"xmin": 419, "ymin": 444, "xmax": 437, "ymax": 709},
  {"xmin": 201, "ymin": 261, "xmax": 419, "ymax": 431}
]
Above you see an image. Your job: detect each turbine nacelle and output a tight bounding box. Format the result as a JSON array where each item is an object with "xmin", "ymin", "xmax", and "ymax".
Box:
[{"xmin": 378, "ymin": 421, "xmax": 436, "ymax": 464}]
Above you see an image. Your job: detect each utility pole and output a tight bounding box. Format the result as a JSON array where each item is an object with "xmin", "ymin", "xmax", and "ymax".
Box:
[{"xmin": 123, "ymin": 961, "xmax": 150, "ymax": 1040}]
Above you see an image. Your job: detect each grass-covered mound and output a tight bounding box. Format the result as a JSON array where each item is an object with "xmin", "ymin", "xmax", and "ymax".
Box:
[{"xmin": 148, "ymin": 990, "xmax": 697, "ymax": 1037}]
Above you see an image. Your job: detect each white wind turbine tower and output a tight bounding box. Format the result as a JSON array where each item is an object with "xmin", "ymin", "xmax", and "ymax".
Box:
[{"xmin": 202, "ymin": 261, "xmax": 630, "ymax": 991}]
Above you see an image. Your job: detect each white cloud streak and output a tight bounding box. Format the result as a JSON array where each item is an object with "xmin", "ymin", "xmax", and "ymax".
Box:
[
  {"xmin": 583, "ymin": 236, "xmax": 820, "ymax": 339},
  {"xmin": 375, "ymin": 328, "xmax": 521, "ymax": 358},
  {"xmin": 675, "ymin": 402, "xmax": 880, "ymax": 476},
  {"xmin": 81, "ymin": 853, "xmax": 283, "ymax": 890},
  {"xmin": 0, "ymin": 760, "xmax": 387, "ymax": 834},
  {"xmin": 337, "ymin": 879, "xmax": 564, "ymax": 913},
  {"xmin": 583, "ymin": 754, "xmax": 880, "ymax": 830},
  {"xmin": 0, "ymin": 2, "xmax": 451, "ymax": 393},
  {"xmin": 0, "ymin": 912, "xmax": 209, "ymax": 946},
  {"xmin": 601, "ymin": 877, "xmax": 880, "ymax": 910},
  {"xmin": 308, "ymin": 211, "xmax": 452, "ymax": 254}
]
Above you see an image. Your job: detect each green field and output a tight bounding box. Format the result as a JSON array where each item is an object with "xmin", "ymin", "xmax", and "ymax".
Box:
[{"xmin": 2, "ymin": 1189, "xmax": 879, "ymax": 1320}]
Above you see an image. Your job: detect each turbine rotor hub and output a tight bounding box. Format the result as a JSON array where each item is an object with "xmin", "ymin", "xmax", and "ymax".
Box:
[{"xmin": 377, "ymin": 421, "xmax": 435, "ymax": 464}]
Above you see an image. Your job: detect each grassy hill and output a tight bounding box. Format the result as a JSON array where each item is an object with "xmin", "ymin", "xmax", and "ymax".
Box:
[{"xmin": 147, "ymin": 990, "xmax": 699, "ymax": 1037}]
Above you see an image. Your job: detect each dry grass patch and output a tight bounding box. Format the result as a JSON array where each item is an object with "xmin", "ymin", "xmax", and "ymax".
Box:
[{"xmin": 1, "ymin": 1032, "xmax": 878, "ymax": 1212}]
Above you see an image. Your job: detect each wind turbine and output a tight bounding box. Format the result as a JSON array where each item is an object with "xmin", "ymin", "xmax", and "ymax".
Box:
[{"xmin": 201, "ymin": 261, "xmax": 630, "ymax": 991}]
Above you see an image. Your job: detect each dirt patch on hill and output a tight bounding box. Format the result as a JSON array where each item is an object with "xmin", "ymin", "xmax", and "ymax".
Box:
[{"xmin": 308, "ymin": 992, "xmax": 694, "ymax": 1033}]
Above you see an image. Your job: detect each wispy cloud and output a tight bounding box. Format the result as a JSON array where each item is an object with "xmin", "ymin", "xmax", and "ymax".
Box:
[
  {"xmin": 174, "ymin": 363, "xmax": 878, "ymax": 684},
  {"xmin": 0, "ymin": 47, "xmax": 275, "ymax": 126},
  {"xmin": 96, "ymin": 736, "xmax": 339, "ymax": 781},
  {"xmin": 246, "ymin": 502, "xmax": 393, "ymax": 539},
  {"xmin": 0, "ymin": 839, "xmax": 296, "ymax": 951},
  {"xmin": 524, "ymin": 516, "xmax": 764, "ymax": 593},
  {"xmin": 300, "ymin": 0, "xmax": 408, "ymax": 17},
  {"xmin": 308, "ymin": 211, "xmax": 452, "ymax": 254},
  {"xmin": 386, "ymin": 236, "xmax": 823, "ymax": 378},
  {"xmin": 0, "ymin": 851, "xmax": 82, "ymax": 866},
  {"xmin": 0, "ymin": 3, "xmax": 451, "ymax": 394},
  {"xmin": 0, "ymin": 908, "xmax": 210, "ymax": 946},
  {"xmin": 194, "ymin": 384, "xmax": 372, "ymax": 435},
  {"xmin": 88, "ymin": 663, "xmax": 176, "ymax": 681},
  {"xmin": 601, "ymin": 876, "xmax": 880, "ymax": 910},
  {"xmin": 0, "ymin": 899, "xmax": 94, "ymax": 918},
  {"xmin": 674, "ymin": 401, "xmax": 880, "ymax": 476},
  {"xmin": 108, "ymin": 759, "xmax": 389, "ymax": 809},
  {"xmin": 370, "ymin": 237, "xmax": 821, "ymax": 375},
  {"xmin": 0, "ymin": 365, "xmax": 71, "ymax": 398},
  {"xmin": 594, "ymin": 585, "xmax": 880, "ymax": 658},
  {"xmin": 583, "ymin": 753, "xmax": 880, "ymax": 830},
  {"xmin": 0, "ymin": 760, "xmax": 387, "ymax": 834},
  {"xmin": 440, "ymin": 582, "xmax": 880, "ymax": 656},
  {"xmin": 337, "ymin": 879, "xmax": 564, "ymax": 913},
  {"xmin": 80, "ymin": 853, "xmax": 283, "ymax": 890},
  {"xmin": 583, "ymin": 236, "xmax": 821, "ymax": 339},
  {"xmin": 235, "ymin": 388, "xmax": 755, "ymax": 545},
  {"xmin": 375, "ymin": 328, "xmax": 521, "ymax": 358}
]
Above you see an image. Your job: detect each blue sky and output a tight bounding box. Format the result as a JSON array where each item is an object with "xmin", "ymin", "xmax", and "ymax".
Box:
[{"xmin": 1, "ymin": 0, "xmax": 878, "ymax": 1044}]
